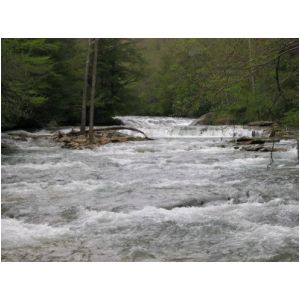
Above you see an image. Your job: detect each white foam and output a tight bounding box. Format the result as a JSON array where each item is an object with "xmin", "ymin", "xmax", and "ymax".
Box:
[
  {"xmin": 1, "ymin": 218, "xmax": 70, "ymax": 247},
  {"xmin": 2, "ymin": 161, "xmax": 90, "ymax": 171},
  {"xmin": 2, "ymin": 116, "xmax": 298, "ymax": 261},
  {"xmin": 118, "ymin": 116, "xmax": 269, "ymax": 138}
]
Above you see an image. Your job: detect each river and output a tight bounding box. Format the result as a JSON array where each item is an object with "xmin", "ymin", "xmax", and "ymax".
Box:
[{"xmin": 1, "ymin": 116, "xmax": 299, "ymax": 261}]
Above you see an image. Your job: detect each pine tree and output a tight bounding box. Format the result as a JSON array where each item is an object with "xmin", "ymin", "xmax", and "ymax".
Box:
[
  {"xmin": 80, "ymin": 39, "xmax": 91, "ymax": 134},
  {"xmin": 89, "ymin": 39, "xmax": 98, "ymax": 143}
]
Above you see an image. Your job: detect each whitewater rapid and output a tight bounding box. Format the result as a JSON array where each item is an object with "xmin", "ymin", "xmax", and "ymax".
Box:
[{"xmin": 1, "ymin": 116, "xmax": 299, "ymax": 261}]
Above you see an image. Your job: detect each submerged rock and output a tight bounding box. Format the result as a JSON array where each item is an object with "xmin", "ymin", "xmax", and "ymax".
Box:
[{"xmin": 163, "ymin": 199, "xmax": 205, "ymax": 210}]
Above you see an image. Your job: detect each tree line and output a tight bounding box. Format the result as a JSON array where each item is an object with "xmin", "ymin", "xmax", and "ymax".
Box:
[
  {"xmin": 132, "ymin": 38, "xmax": 298, "ymax": 127},
  {"xmin": 1, "ymin": 38, "xmax": 298, "ymax": 131},
  {"xmin": 1, "ymin": 38, "xmax": 141, "ymax": 131}
]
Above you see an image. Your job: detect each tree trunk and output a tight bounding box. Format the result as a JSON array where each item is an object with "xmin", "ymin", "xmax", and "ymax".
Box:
[
  {"xmin": 275, "ymin": 51, "xmax": 289, "ymax": 102},
  {"xmin": 89, "ymin": 38, "xmax": 98, "ymax": 144},
  {"xmin": 80, "ymin": 39, "xmax": 91, "ymax": 134},
  {"xmin": 248, "ymin": 38, "xmax": 256, "ymax": 96}
]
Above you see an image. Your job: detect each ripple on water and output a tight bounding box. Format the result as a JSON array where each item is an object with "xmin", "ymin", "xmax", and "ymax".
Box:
[{"xmin": 1, "ymin": 117, "xmax": 298, "ymax": 261}]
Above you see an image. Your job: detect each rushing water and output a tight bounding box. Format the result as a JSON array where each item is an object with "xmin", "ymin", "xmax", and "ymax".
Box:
[{"xmin": 1, "ymin": 116, "xmax": 299, "ymax": 261}]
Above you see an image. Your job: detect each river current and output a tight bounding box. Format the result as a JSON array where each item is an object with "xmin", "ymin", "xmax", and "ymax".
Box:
[{"xmin": 1, "ymin": 116, "xmax": 299, "ymax": 261}]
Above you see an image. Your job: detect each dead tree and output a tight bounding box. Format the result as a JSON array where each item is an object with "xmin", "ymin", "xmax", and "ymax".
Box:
[
  {"xmin": 89, "ymin": 38, "xmax": 98, "ymax": 144},
  {"xmin": 92, "ymin": 126, "xmax": 152, "ymax": 139},
  {"xmin": 80, "ymin": 39, "xmax": 91, "ymax": 134},
  {"xmin": 62, "ymin": 126, "xmax": 153, "ymax": 140}
]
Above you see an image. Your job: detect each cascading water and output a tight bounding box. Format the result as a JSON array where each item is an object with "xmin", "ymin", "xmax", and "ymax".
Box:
[
  {"xmin": 119, "ymin": 116, "xmax": 270, "ymax": 138},
  {"xmin": 1, "ymin": 116, "xmax": 299, "ymax": 261}
]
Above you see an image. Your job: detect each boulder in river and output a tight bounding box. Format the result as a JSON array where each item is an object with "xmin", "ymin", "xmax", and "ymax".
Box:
[
  {"xmin": 248, "ymin": 121, "xmax": 277, "ymax": 126},
  {"xmin": 231, "ymin": 136, "xmax": 286, "ymax": 152},
  {"xmin": 190, "ymin": 113, "xmax": 215, "ymax": 126},
  {"xmin": 241, "ymin": 145, "xmax": 264, "ymax": 151},
  {"xmin": 233, "ymin": 137, "xmax": 280, "ymax": 145},
  {"xmin": 240, "ymin": 145, "xmax": 287, "ymax": 152}
]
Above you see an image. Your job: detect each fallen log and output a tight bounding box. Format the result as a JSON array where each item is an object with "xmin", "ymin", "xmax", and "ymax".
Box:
[
  {"xmin": 94, "ymin": 126, "xmax": 152, "ymax": 140},
  {"xmin": 53, "ymin": 126, "xmax": 153, "ymax": 149},
  {"xmin": 62, "ymin": 126, "xmax": 153, "ymax": 140}
]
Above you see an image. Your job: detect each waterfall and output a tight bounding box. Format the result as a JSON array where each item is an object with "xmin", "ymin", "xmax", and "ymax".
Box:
[{"xmin": 118, "ymin": 116, "xmax": 270, "ymax": 138}]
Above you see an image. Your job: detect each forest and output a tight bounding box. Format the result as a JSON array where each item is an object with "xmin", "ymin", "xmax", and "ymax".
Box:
[{"xmin": 1, "ymin": 38, "xmax": 299, "ymax": 130}]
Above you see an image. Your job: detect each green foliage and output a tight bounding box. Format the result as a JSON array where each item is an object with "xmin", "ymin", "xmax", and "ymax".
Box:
[
  {"xmin": 2, "ymin": 39, "xmax": 54, "ymax": 129},
  {"xmin": 2, "ymin": 38, "xmax": 141, "ymax": 129},
  {"xmin": 281, "ymin": 109, "xmax": 299, "ymax": 127},
  {"xmin": 130, "ymin": 38, "xmax": 298, "ymax": 127},
  {"xmin": 95, "ymin": 39, "xmax": 142, "ymax": 117},
  {"xmin": 1, "ymin": 38, "xmax": 298, "ymax": 129}
]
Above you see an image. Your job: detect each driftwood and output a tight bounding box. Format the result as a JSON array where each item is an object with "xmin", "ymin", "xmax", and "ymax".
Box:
[
  {"xmin": 66, "ymin": 126, "xmax": 153, "ymax": 140},
  {"xmin": 95, "ymin": 126, "xmax": 151, "ymax": 139},
  {"xmin": 54, "ymin": 126, "xmax": 151, "ymax": 149}
]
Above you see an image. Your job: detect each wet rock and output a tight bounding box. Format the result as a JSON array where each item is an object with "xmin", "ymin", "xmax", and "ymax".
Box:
[
  {"xmin": 235, "ymin": 137, "xmax": 276, "ymax": 144},
  {"xmin": 111, "ymin": 137, "xmax": 122, "ymax": 143},
  {"xmin": 164, "ymin": 199, "xmax": 205, "ymax": 210},
  {"xmin": 233, "ymin": 137, "xmax": 281, "ymax": 147},
  {"xmin": 240, "ymin": 145, "xmax": 287, "ymax": 152},
  {"xmin": 60, "ymin": 206, "xmax": 79, "ymax": 222},
  {"xmin": 241, "ymin": 145, "xmax": 264, "ymax": 151},
  {"xmin": 190, "ymin": 113, "xmax": 215, "ymax": 126},
  {"xmin": 236, "ymin": 136, "xmax": 253, "ymax": 142},
  {"xmin": 248, "ymin": 121, "xmax": 276, "ymax": 126},
  {"xmin": 259, "ymin": 147, "xmax": 287, "ymax": 152},
  {"xmin": 113, "ymin": 118, "xmax": 125, "ymax": 126},
  {"xmin": 247, "ymin": 139, "xmax": 266, "ymax": 145},
  {"xmin": 228, "ymin": 197, "xmax": 240, "ymax": 204}
]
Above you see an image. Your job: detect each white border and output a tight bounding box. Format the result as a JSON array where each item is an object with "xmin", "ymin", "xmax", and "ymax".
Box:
[
  {"xmin": 1, "ymin": 1, "xmax": 299, "ymax": 300},
  {"xmin": 0, "ymin": 0, "xmax": 300, "ymax": 37},
  {"xmin": 0, "ymin": 262, "xmax": 300, "ymax": 300}
]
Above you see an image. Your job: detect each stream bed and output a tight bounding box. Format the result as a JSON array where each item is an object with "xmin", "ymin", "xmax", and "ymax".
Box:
[{"xmin": 1, "ymin": 116, "xmax": 299, "ymax": 261}]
